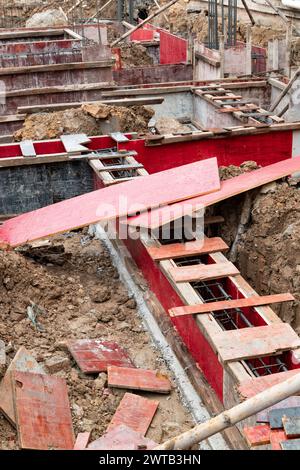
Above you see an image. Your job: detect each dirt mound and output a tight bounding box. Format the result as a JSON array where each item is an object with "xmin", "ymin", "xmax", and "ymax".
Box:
[
  {"xmin": 0, "ymin": 233, "xmax": 192, "ymax": 449},
  {"xmin": 119, "ymin": 42, "xmax": 154, "ymax": 68},
  {"xmin": 219, "ymin": 160, "xmax": 260, "ymax": 180},
  {"xmin": 14, "ymin": 105, "xmax": 154, "ymax": 141},
  {"xmin": 155, "ymin": 117, "xmax": 190, "ymax": 134}
]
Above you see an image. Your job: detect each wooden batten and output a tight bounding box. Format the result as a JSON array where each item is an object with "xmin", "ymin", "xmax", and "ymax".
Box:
[
  {"xmin": 146, "ymin": 237, "xmax": 228, "ymax": 261},
  {"xmin": 169, "ymin": 261, "xmax": 240, "ymax": 283}
]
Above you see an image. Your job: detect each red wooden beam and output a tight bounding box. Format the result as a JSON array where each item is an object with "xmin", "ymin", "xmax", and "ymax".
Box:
[
  {"xmin": 0, "ymin": 158, "xmax": 220, "ymax": 248},
  {"xmin": 126, "ymin": 157, "xmax": 300, "ymax": 229},
  {"xmin": 13, "ymin": 371, "xmax": 74, "ymax": 450},
  {"xmin": 146, "ymin": 237, "xmax": 228, "ymax": 261},
  {"xmin": 107, "ymin": 393, "xmax": 159, "ymax": 435},
  {"xmin": 169, "ymin": 293, "xmax": 295, "ymax": 317}
]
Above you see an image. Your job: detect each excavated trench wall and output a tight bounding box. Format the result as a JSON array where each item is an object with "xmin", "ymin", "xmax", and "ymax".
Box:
[{"xmin": 211, "ymin": 177, "xmax": 300, "ymax": 335}]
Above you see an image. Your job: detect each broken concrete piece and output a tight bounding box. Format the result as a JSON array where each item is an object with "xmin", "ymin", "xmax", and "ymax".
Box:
[
  {"xmin": 87, "ymin": 424, "xmax": 157, "ymax": 450},
  {"xmin": 0, "ymin": 346, "xmax": 44, "ymax": 426},
  {"xmin": 45, "ymin": 355, "xmax": 70, "ymax": 374},
  {"xmin": 66, "ymin": 339, "xmax": 134, "ymax": 374}
]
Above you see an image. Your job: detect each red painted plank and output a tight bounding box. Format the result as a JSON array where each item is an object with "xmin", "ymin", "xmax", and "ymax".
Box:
[
  {"xmin": 67, "ymin": 339, "xmax": 134, "ymax": 374},
  {"xmin": 169, "ymin": 261, "xmax": 240, "ymax": 283},
  {"xmin": 0, "ymin": 158, "xmax": 220, "ymax": 247},
  {"xmin": 146, "ymin": 237, "xmax": 228, "ymax": 261},
  {"xmin": 107, "ymin": 393, "xmax": 159, "ymax": 435},
  {"xmin": 257, "ymin": 396, "xmax": 300, "ymax": 423},
  {"xmin": 169, "ymin": 293, "xmax": 295, "ymax": 317},
  {"xmin": 88, "ymin": 424, "xmax": 157, "ymax": 450},
  {"xmin": 126, "ymin": 157, "xmax": 300, "ymax": 229},
  {"xmin": 238, "ymin": 370, "xmax": 300, "ymax": 399},
  {"xmin": 270, "ymin": 429, "xmax": 287, "ymax": 450},
  {"xmin": 13, "ymin": 371, "xmax": 74, "ymax": 450},
  {"xmin": 107, "ymin": 366, "xmax": 172, "ymax": 393},
  {"xmin": 243, "ymin": 424, "xmax": 271, "ymax": 447},
  {"xmin": 214, "ymin": 323, "xmax": 300, "ymax": 363},
  {"xmin": 0, "ymin": 346, "xmax": 45, "ymax": 426},
  {"xmin": 74, "ymin": 432, "xmax": 91, "ymax": 450}
]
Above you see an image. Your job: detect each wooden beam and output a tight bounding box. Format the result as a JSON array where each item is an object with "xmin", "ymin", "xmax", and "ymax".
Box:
[
  {"xmin": 146, "ymin": 237, "xmax": 228, "ymax": 261},
  {"xmin": 0, "ymin": 158, "xmax": 220, "ymax": 248},
  {"xmin": 214, "ymin": 323, "xmax": 300, "ymax": 363},
  {"xmin": 169, "ymin": 262, "xmax": 240, "ymax": 283},
  {"xmin": 0, "ymin": 60, "xmax": 115, "ymax": 76},
  {"xmin": 17, "ymin": 96, "xmax": 164, "ymax": 115},
  {"xmin": 95, "ymin": 163, "xmax": 144, "ymax": 172},
  {"xmin": 5, "ymin": 82, "xmax": 115, "ymax": 98},
  {"xmin": 169, "ymin": 293, "xmax": 295, "ymax": 317},
  {"xmin": 111, "ymin": 0, "xmax": 180, "ymax": 46}
]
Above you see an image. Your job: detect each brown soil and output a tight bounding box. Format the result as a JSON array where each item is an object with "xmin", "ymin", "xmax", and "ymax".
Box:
[
  {"xmin": 212, "ymin": 163, "xmax": 300, "ymax": 335},
  {"xmin": 14, "ymin": 105, "xmax": 154, "ymax": 141},
  {"xmin": 119, "ymin": 42, "xmax": 154, "ymax": 68},
  {"xmin": 0, "ymin": 232, "xmax": 193, "ymax": 449},
  {"xmin": 155, "ymin": 117, "xmax": 190, "ymax": 135}
]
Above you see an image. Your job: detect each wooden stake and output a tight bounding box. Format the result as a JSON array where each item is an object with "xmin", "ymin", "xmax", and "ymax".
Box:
[
  {"xmin": 241, "ymin": 0, "xmax": 255, "ymax": 25},
  {"xmin": 269, "ymin": 65, "xmax": 300, "ymax": 112},
  {"xmin": 111, "ymin": 0, "xmax": 180, "ymax": 46},
  {"xmin": 156, "ymin": 372, "xmax": 300, "ymax": 449}
]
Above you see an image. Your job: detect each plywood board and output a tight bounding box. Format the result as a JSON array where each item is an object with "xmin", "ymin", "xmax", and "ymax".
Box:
[
  {"xmin": 13, "ymin": 371, "xmax": 74, "ymax": 450},
  {"xmin": 282, "ymin": 416, "xmax": 300, "ymax": 438},
  {"xmin": 257, "ymin": 396, "xmax": 300, "ymax": 423},
  {"xmin": 238, "ymin": 370, "xmax": 300, "ymax": 399},
  {"xmin": 0, "ymin": 346, "xmax": 45, "ymax": 426},
  {"xmin": 243, "ymin": 424, "xmax": 270, "ymax": 447},
  {"xmin": 87, "ymin": 425, "xmax": 157, "ymax": 450},
  {"xmin": 169, "ymin": 261, "xmax": 240, "ymax": 283},
  {"xmin": 107, "ymin": 366, "xmax": 171, "ymax": 393},
  {"xmin": 269, "ymin": 407, "xmax": 300, "ymax": 429},
  {"xmin": 67, "ymin": 339, "xmax": 133, "ymax": 374},
  {"xmin": 146, "ymin": 237, "xmax": 228, "ymax": 261},
  {"xmin": 270, "ymin": 429, "xmax": 287, "ymax": 450},
  {"xmin": 0, "ymin": 158, "xmax": 220, "ymax": 248},
  {"xmin": 169, "ymin": 293, "xmax": 295, "ymax": 317},
  {"xmin": 126, "ymin": 157, "xmax": 300, "ymax": 229},
  {"xmin": 73, "ymin": 432, "xmax": 91, "ymax": 450},
  {"xmin": 107, "ymin": 393, "xmax": 159, "ymax": 435},
  {"xmin": 213, "ymin": 323, "xmax": 300, "ymax": 363}
]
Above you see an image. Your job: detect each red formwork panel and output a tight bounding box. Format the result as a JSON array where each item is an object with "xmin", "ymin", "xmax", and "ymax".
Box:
[
  {"xmin": 122, "ymin": 233, "xmax": 224, "ymax": 402},
  {"xmin": 118, "ymin": 131, "xmax": 293, "ymax": 174},
  {"xmin": 159, "ymin": 30, "xmax": 187, "ymax": 65}
]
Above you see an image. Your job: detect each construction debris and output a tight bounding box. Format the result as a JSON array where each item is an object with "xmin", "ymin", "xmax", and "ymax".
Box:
[{"xmin": 14, "ymin": 106, "xmax": 155, "ymax": 142}]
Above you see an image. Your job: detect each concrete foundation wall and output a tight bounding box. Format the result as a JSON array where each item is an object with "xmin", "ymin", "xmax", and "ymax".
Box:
[
  {"xmin": 150, "ymin": 91, "xmax": 194, "ymax": 119},
  {"xmin": 113, "ymin": 64, "xmax": 193, "ymax": 86},
  {"xmin": 193, "ymin": 94, "xmax": 241, "ymax": 127},
  {"xmin": 0, "ymin": 161, "xmax": 94, "ymax": 214}
]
